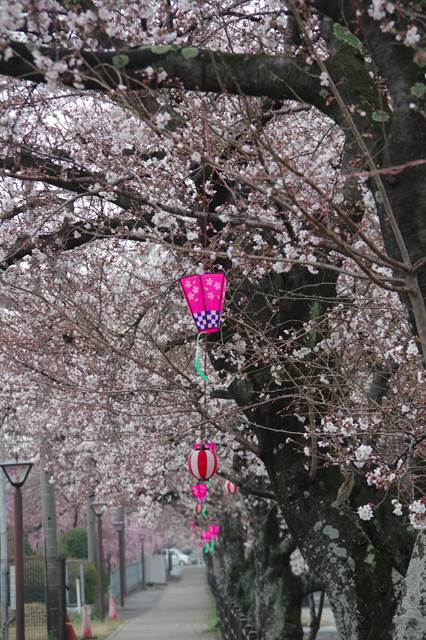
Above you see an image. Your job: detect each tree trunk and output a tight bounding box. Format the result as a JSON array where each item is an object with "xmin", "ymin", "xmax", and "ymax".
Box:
[
  {"xmin": 263, "ymin": 440, "xmax": 403, "ymax": 640},
  {"xmin": 252, "ymin": 506, "xmax": 304, "ymax": 640},
  {"xmin": 393, "ymin": 532, "xmax": 426, "ymax": 640},
  {"xmin": 40, "ymin": 463, "xmax": 64, "ymax": 640},
  {"xmin": 0, "ymin": 442, "xmax": 8, "ymax": 640}
]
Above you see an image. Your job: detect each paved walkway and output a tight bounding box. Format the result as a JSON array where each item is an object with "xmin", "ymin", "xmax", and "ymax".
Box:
[{"xmin": 111, "ymin": 566, "xmax": 216, "ymax": 640}]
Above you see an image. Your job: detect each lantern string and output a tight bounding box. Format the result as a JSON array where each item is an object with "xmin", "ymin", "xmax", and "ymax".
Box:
[
  {"xmin": 195, "ymin": 333, "xmax": 208, "ymax": 382},
  {"xmin": 202, "ymin": 335, "xmax": 208, "ymax": 443}
]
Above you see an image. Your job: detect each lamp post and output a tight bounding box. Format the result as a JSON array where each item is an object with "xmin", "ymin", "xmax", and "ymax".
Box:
[
  {"xmin": 0, "ymin": 461, "xmax": 33, "ymax": 640},
  {"xmin": 140, "ymin": 536, "xmax": 146, "ymax": 590},
  {"xmin": 91, "ymin": 502, "xmax": 107, "ymax": 622},
  {"xmin": 112, "ymin": 520, "xmax": 125, "ymax": 607}
]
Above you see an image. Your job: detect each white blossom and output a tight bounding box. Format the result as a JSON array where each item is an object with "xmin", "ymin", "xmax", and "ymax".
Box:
[
  {"xmin": 391, "ymin": 500, "xmax": 403, "ymax": 516},
  {"xmin": 354, "ymin": 444, "xmax": 373, "ymax": 468},
  {"xmin": 320, "ymin": 71, "xmax": 330, "ymax": 87},
  {"xmin": 409, "ymin": 501, "xmax": 426, "ymax": 529},
  {"xmin": 404, "ymin": 26, "xmax": 420, "ymax": 47},
  {"xmin": 406, "ymin": 339, "xmax": 419, "ymax": 357},
  {"xmin": 358, "ymin": 504, "xmax": 374, "ymax": 521}
]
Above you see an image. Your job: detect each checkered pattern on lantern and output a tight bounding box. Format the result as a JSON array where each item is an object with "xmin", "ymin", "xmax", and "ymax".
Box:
[{"xmin": 194, "ymin": 310, "xmax": 221, "ymax": 331}]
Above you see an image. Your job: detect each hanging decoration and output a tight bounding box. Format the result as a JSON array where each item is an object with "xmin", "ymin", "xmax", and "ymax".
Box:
[
  {"xmin": 202, "ymin": 525, "xmax": 220, "ymax": 553},
  {"xmin": 202, "ymin": 530, "xmax": 212, "ymax": 553},
  {"xmin": 225, "ymin": 480, "xmax": 238, "ymax": 495},
  {"xmin": 187, "ymin": 446, "xmax": 218, "ymax": 481},
  {"xmin": 193, "ymin": 441, "xmax": 217, "ymax": 453},
  {"xmin": 194, "ymin": 503, "xmax": 203, "ymax": 515},
  {"xmin": 208, "ymin": 524, "xmax": 220, "ymax": 539},
  {"xmin": 192, "ymin": 483, "xmax": 208, "ymax": 502},
  {"xmin": 179, "ymin": 273, "xmax": 227, "ymax": 381}
]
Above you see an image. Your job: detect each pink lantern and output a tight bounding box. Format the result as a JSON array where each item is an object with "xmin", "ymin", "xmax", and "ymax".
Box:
[
  {"xmin": 192, "ymin": 483, "xmax": 208, "ymax": 502},
  {"xmin": 193, "ymin": 441, "xmax": 217, "ymax": 453},
  {"xmin": 225, "ymin": 480, "xmax": 238, "ymax": 495},
  {"xmin": 208, "ymin": 524, "xmax": 220, "ymax": 539},
  {"xmin": 188, "ymin": 447, "xmax": 218, "ymax": 480},
  {"xmin": 179, "ymin": 273, "xmax": 227, "ymax": 334},
  {"xmin": 202, "ymin": 531, "xmax": 212, "ymax": 543}
]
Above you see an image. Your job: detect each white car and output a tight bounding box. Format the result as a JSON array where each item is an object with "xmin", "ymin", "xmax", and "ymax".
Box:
[{"xmin": 166, "ymin": 548, "xmax": 191, "ymax": 567}]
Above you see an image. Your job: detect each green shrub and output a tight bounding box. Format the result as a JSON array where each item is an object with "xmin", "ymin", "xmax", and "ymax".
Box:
[
  {"xmin": 59, "ymin": 528, "xmax": 88, "ymax": 559},
  {"xmin": 67, "ymin": 559, "xmax": 98, "ymax": 605}
]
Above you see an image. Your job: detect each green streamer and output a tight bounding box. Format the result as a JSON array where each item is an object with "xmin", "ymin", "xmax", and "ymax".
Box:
[
  {"xmin": 195, "ymin": 333, "xmax": 208, "ymax": 381},
  {"xmin": 202, "ymin": 504, "xmax": 208, "ymax": 519},
  {"xmin": 203, "ymin": 544, "xmax": 210, "ymax": 554},
  {"xmin": 210, "ymin": 539, "xmax": 216, "ymax": 553}
]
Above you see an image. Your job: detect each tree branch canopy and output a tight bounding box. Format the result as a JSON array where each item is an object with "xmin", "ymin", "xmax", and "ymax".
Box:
[{"xmin": 1, "ymin": 40, "xmax": 374, "ymax": 120}]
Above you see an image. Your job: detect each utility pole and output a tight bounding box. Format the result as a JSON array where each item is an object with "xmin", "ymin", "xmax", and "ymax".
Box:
[
  {"xmin": 0, "ymin": 441, "xmax": 9, "ymax": 640},
  {"xmin": 140, "ymin": 536, "xmax": 146, "ymax": 589},
  {"xmin": 112, "ymin": 507, "xmax": 125, "ymax": 607},
  {"xmin": 118, "ymin": 526, "xmax": 125, "ymax": 607},
  {"xmin": 40, "ymin": 454, "xmax": 64, "ymax": 640},
  {"xmin": 86, "ymin": 496, "xmax": 97, "ymax": 565},
  {"xmin": 91, "ymin": 503, "xmax": 106, "ymax": 621}
]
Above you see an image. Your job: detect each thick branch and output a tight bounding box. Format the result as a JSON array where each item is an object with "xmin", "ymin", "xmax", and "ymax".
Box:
[
  {"xmin": 1, "ymin": 41, "xmax": 376, "ymax": 122},
  {"xmin": 1, "ymin": 216, "xmax": 158, "ymax": 269}
]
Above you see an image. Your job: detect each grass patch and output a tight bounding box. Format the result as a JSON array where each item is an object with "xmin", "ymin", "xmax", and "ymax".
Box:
[
  {"xmin": 70, "ymin": 611, "xmax": 122, "ymax": 640},
  {"xmin": 207, "ymin": 603, "xmax": 219, "ymax": 637},
  {"xmin": 2, "ymin": 603, "xmax": 121, "ymax": 640},
  {"xmin": 4, "ymin": 603, "xmax": 48, "ymax": 640}
]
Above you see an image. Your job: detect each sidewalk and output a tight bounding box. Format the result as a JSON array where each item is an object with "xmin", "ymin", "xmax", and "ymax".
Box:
[{"xmin": 111, "ymin": 566, "xmax": 216, "ymax": 640}]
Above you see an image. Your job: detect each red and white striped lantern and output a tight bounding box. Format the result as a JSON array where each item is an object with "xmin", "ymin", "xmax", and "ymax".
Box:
[
  {"xmin": 225, "ymin": 480, "xmax": 238, "ymax": 495},
  {"xmin": 187, "ymin": 447, "xmax": 218, "ymax": 480}
]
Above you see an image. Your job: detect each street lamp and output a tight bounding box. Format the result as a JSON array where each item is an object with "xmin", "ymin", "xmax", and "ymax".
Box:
[
  {"xmin": 91, "ymin": 501, "xmax": 107, "ymax": 622},
  {"xmin": 140, "ymin": 535, "xmax": 146, "ymax": 590},
  {"xmin": 0, "ymin": 461, "xmax": 33, "ymax": 640},
  {"xmin": 112, "ymin": 520, "xmax": 125, "ymax": 607}
]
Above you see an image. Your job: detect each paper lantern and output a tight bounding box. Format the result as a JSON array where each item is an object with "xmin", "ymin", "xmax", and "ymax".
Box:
[
  {"xmin": 180, "ymin": 273, "xmax": 227, "ymax": 334},
  {"xmin": 193, "ymin": 441, "xmax": 217, "ymax": 453},
  {"xmin": 202, "ymin": 531, "xmax": 212, "ymax": 542},
  {"xmin": 208, "ymin": 524, "xmax": 220, "ymax": 539},
  {"xmin": 225, "ymin": 480, "xmax": 238, "ymax": 495},
  {"xmin": 195, "ymin": 503, "xmax": 203, "ymax": 515},
  {"xmin": 192, "ymin": 483, "xmax": 208, "ymax": 502},
  {"xmin": 187, "ymin": 447, "xmax": 218, "ymax": 480}
]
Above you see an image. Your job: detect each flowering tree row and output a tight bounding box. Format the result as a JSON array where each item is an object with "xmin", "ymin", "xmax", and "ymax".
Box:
[{"xmin": 0, "ymin": 1, "xmax": 425, "ymax": 638}]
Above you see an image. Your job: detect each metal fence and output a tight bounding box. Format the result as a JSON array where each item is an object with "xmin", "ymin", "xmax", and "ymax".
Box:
[
  {"xmin": 1, "ymin": 557, "xmax": 48, "ymax": 640},
  {"xmin": 109, "ymin": 561, "xmax": 143, "ymax": 599},
  {"xmin": 0, "ymin": 557, "xmax": 66, "ymax": 640},
  {"xmin": 207, "ymin": 569, "xmax": 258, "ymax": 640}
]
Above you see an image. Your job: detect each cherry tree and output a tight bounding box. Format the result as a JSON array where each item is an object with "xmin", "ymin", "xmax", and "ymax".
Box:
[{"xmin": 0, "ymin": 1, "xmax": 425, "ymax": 639}]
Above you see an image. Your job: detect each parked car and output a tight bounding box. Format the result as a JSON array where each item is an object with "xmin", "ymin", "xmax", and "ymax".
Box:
[
  {"xmin": 181, "ymin": 548, "xmax": 198, "ymax": 564},
  {"xmin": 166, "ymin": 548, "xmax": 191, "ymax": 567}
]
